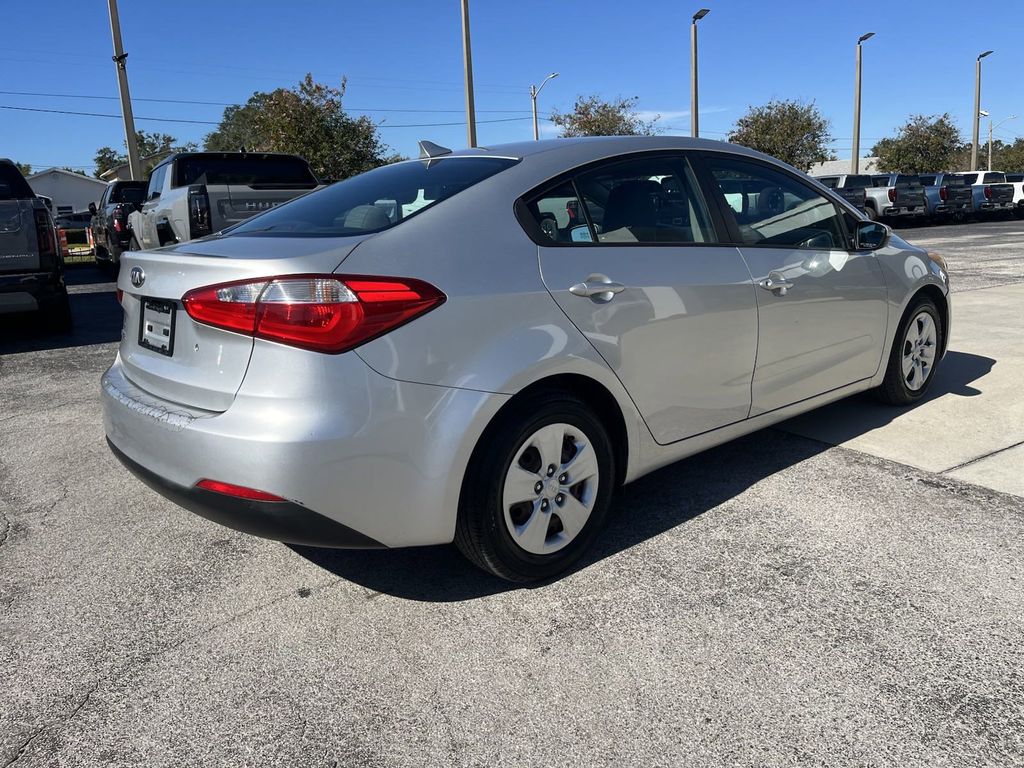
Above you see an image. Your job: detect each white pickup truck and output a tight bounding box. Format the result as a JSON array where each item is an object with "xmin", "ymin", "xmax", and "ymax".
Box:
[
  {"xmin": 1005, "ymin": 172, "xmax": 1024, "ymax": 218},
  {"xmin": 128, "ymin": 152, "xmax": 319, "ymax": 250}
]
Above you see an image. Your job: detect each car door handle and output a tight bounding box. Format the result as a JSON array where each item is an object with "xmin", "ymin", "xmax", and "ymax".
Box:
[
  {"xmin": 759, "ymin": 274, "xmax": 794, "ymax": 296},
  {"xmin": 569, "ymin": 276, "xmax": 626, "ymax": 302}
]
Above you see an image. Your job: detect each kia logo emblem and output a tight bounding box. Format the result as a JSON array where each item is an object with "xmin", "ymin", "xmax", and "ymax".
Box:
[{"xmin": 130, "ymin": 267, "xmax": 145, "ymax": 288}]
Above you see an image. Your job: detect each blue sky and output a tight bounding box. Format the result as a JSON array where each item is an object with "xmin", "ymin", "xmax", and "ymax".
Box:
[{"xmin": 3, "ymin": 0, "xmax": 1022, "ymax": 173}]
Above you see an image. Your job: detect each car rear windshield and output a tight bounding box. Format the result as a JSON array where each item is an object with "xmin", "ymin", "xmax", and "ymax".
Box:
[
  {"xmin": 173, "ymin": 155, "xmax": 319, "ymax": 188},
  {"xmin": 843, "ymin": 175, "xmax": 872, "ymax": 189},
  {"xmin": 0, "ymin": 163, "xmax": 37, "ymax": 199},
  {"xmin": 110, "ymin": 183, "xmax": 146, "ymax": 204},
  {"xmin": 920, "ymin": 175, "xmax": 936, "ymax": 186},
  {"xmin": 1007, "ymin": 173, "xmax": 1024, "ymax": 182},
  {"xmin": 982, "ymin": 173, "xmax": 1006, "ymax": 183},
  {"xmin": 895, "ymin": 175, "xmax": 922, "ymax": 186},
  {"xmin": 942, "ymin": 174, "xmax": 967, "ymax": 186},
  {"xmin": 228, "ymin": 156, "xmax": 519, "ymax": 237}
]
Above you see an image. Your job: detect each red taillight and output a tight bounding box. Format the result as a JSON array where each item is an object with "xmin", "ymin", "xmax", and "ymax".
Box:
[
  {"xmin": 939, "ymin": 185, "xmax": 948, "ymax": 202},
  {"xmin": 984, "ymin": 185, "xmax": 992, "ymax": 199},
  {"xmin": 35, "ymin": 209, "xmax": 56, "ymax": 259},
  {"xmin": 113, "ymin": 204, "xmax": 126, "ymax": 233},
  {"xmin": 196, "ymin": 479, "xmax": 285, "ymax": 502},
  {"xmin": 888, "ymin": 188, "xmax": 897, "ymax": 203},
  {"xmin": 188, "ymin": 185, "xmax": 212, "ymax": 239},
  {"xmin": 116, "ymin": 288, "xmax": 123, "ymax": 305},
  {"xmin": 182, "ymin": 274, "xmax": 446, "ymax": 354},
  {"xmin": 566, "ymin": 200, "xmax": 580, "ymax": 223}
]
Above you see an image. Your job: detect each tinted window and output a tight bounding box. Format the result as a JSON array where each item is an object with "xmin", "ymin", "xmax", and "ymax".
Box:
[
  {"xmin": 147, "ymin": 165, "xmax": 166, "ymax": 199},
  {"xmin": 174, "ymin": 155, "xmax": 318, "ymax": 187},
  {"xmin": 572, "ymin": 156, "xmax": 713, "ymax": 244},
  {"xmin": 842, "ymin": 175, "xmax": 872, "ymax": 189},
  {"xmin": 229, "ymin": 157, "xmax": 518, "ymax": 237},
  {"xmin": 943, "ymin": 175, "xmax": 967, "ymax": 186},
  {"xmin": 871, "ymin": 176, "xmax": 892, "ymax": 187},
  {"xmin": 817, "ymin": 177, "xmax": 839, "ymax": 189},
  {"xmin": 110, "ymin": 182, "xmax": 146, "ymax": 204},
  {"xmin": 707, "ymin": 156, "xmax": 847, "ymax": 250},
  {"xmin": 1006, "ymin": 174, "xmax": 1023, "ymax": 182},
  {"xmin": 920, "ymin": 175, "xmax": 936, "ymax": 186},
  {"xmin": 528, "ymin": 183, "xmax": 594, "ymax": 244},
  {"xmin": 982, "ymin": 173, "xmax": 1005, "ymax": 183},
  {"xmin": 0, "ymin": 163, "xmax": 36, "ymax": 200},
  {"xmin": 961, "ymin": 173, "xmax": 979, "ymax": 185},
  {"xmin": 895, "ymin": 175, "xmax": 922, "ymax": 187}
]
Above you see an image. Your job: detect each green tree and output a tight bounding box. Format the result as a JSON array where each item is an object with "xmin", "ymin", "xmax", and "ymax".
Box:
[
  {"xmin": 728, "ymin": 100, "xmax": 833, "ymax": 171},
  {"xmin": 14, "ymin": 162, "xmax": 31, "ymax": 176},
  {"xmin": 991, "ymin": 138, "xmax": 1024, "ymax": 172},
  {"xmin": 872, "ymin": 114, "xmax": 963, "ymax": 174},
  {"xmin": 205, "ymin": 75, "xmax": 389, "ymax": 181},
  {"xmin": 93, "ymin": 131, "xmax": 195, "ymax": 178},
  {"xmin": 549, "ymin": 95, "xmax": 658, "ymax": 137}
]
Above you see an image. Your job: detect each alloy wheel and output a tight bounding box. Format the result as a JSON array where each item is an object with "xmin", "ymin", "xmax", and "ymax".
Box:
[{"xmin": 901, "ymin": 311, "xmax": 938, "ymax": 391}]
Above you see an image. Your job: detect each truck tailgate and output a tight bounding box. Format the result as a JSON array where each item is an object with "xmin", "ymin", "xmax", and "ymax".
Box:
[
  {"xmin": 212, "ymin": 185, "xmax": 314, "ymax": 230},
  {"xmin": 0, "ymin": 201, "xmax": 39, "ymax": 273}
]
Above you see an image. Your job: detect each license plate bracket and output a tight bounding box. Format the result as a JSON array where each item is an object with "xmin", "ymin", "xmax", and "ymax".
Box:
[{"xmin": 139, "ymin": 298, "xmax": 176, "ymax": 357}]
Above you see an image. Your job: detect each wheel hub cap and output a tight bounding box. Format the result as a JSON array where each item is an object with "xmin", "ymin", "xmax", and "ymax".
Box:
[{"xmin": 901, "ymin": 311, "xmax": 938, "ymax": 392}]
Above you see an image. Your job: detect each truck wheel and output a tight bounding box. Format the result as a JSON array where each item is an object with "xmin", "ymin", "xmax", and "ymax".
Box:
[{"xmin": 863, "ymin": 205, "xmax": 877, "ymax": 222}]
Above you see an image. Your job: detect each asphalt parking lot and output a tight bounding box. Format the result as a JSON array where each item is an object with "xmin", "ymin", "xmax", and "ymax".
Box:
[{"xmin": 1, "ymin": 219, "xmax": 1022, "ymax": 767}]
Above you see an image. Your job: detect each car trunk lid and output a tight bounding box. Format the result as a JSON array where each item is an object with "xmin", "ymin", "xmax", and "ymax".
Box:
[{"xmin": 117, "ymin": 234, "xmax": 368, "ymax": 412}]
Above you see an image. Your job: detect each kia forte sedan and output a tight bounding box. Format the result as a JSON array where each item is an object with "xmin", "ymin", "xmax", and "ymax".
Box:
[{"xmin": 102, "ymin": 137, "xmax": 950, "ymax": 581}]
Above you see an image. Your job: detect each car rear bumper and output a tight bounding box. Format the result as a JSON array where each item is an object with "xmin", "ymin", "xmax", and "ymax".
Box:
[
  {"xmin": 0, "ymin": 271, "xmax": 65, "ymax": 315},
  {"xmin": 101, "ymin": 346, "xmax": 507, "ymax": 548},
  {"xmin": 107, "ymin": 438, "xmax": 384, "ymax": 548}
]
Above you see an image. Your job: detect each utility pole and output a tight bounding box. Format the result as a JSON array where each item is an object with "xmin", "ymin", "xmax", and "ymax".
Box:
[
  {"xmin": 690, "ymin": 9, "xmax": 710, "ymax": 138},
  {"xmin": 460, "ymin": 0, "xmax": 477, "ymax": 148},
  {"xmin": 107, "ymin": 0, "xmax": 142, "ymax": 180},
  {"xmin": 971, "ymin": 50, "xmax": 993, "ymax": 172},
  {"xmin": 530, "ymin": 73, "xmax": 559, "ymax": 141},
  {"xmin": 851, "ymin": 32, "xmax": 875, "ymax": 175}
]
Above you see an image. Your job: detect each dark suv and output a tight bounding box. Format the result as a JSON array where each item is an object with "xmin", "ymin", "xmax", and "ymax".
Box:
[
  {"xmin": 0, "ymin": 159, "xmax": 71, "ymax": 332},
  {"xmin": 89, "ymin": 180, "xmax": 146, "ymax": 269}
]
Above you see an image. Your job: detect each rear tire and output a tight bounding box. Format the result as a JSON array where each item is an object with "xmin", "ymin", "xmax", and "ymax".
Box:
[
  {"xmin": 863, "ymin": 204, "xmax": 877, "ymax": 222},
  {"xmin": 455, "ymin": 392, "xmax": 616, "ymax": 582},
  {"xmin": 875, "ymin": 296, "xmax": 942, "ymax": 405}
]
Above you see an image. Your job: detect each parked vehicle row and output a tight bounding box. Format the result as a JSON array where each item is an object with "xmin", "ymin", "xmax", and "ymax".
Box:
[{"xmin": 815, "ymin": 170, "xmax": 1023, "ymax": 224}]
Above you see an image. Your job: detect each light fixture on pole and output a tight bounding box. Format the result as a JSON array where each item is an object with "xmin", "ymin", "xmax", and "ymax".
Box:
[
  {"xmin": 851, "ymin": 32, "xmax": 875, "ymax": 175},
  {"xmin": 690, "ymin": 8, "xmax": 710, "ymax": 138},
  {"xmin": 987, "ymin": 114, "xmax": 1017, "ymax": 172},
  {"xmin": 530, "ymin": 73, "xmax": 559, "ymax": 141},
  {"xmin": 971, "ymin": 50, "xmax": 994, "ymax": 171}
]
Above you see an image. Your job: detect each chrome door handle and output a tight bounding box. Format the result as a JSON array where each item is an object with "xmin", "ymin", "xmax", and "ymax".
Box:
[
  {"xmin": 759, "ymin": 274, "xmax": 794, "ymax": 296},
  {"xmin": 569, "ymin": 275, "xmax": 626, "ymax": 302}
]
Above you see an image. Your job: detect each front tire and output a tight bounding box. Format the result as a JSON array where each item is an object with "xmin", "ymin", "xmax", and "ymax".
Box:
[
  {"xmin": 876, "ymin": 296, "xmax": 942, "ymax": 405},
  {"xmin": 455, "ymin": 392, "xmax": 616, "ymax": 582}
]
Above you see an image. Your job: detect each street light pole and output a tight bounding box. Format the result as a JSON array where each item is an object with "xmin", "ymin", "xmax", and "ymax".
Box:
[
  {"xmin": 530, "ymin": 73, "xmax": 559, "ymax": 141},
  {"xmin": 690, "ymin": 9, "xmax": 710, "ymax": 138},
  {"xmin": 971, "ymin": 50, "xmax": 994, "ymax": 172},
  {"xmin": 106, "ymin": 0, "xmax": 141, "ymax": 180},
  {"xmin": 460, "ymin": 0, "xmax": 477, "ymax": 148},
  {"xmin": 851, "ymin": 32, "xmax": 875, "ymax": 175},
  {"xmin": 989, "ymin": 115, "xmax": 1018, "ymax": 171}
]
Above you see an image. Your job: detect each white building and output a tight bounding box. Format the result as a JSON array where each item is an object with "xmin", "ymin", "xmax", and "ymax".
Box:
[
  {"xmin": 807, "ymin": 157, "xmax": 880, "ymax": 176},
  {"xmin": 27, "ymin": 168, "xmax": 109, "ymax": 215}
]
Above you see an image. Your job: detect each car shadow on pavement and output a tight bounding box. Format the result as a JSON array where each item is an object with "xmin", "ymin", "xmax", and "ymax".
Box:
[
  {"xmin": 0, "ymin": 289, "xmax": 121, "ymax": 355},
  {"xmin": 292, "ymin": 350, "xmax": 997, "ymax": 602},
  {"xmin": 290, "ymin": 431, "xmax": 833, "ymax": 602}
]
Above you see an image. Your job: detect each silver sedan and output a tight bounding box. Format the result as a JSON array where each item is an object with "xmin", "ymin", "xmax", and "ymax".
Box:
[{"xmin": 102, "ymin": 136, "xmax": 950, "ymax": 581}]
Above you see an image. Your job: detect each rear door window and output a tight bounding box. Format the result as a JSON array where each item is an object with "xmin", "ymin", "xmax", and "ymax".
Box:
[{"xmin": 228, "ymin": 156, "xmax": 518, "ymax": 237}]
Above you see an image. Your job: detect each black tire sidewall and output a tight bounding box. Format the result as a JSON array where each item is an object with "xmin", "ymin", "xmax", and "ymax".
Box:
[
  {"xmin": 886, "ymin": 298, "xmax": 941, "ymax": 402},
  {"xmin": 465, "ymin": 396, "xmax": 615, "ymax": 581}
]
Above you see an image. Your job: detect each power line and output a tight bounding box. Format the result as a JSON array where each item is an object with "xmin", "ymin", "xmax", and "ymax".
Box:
[
  {"xmin": 0, "ymin": 90, "xmax": 539, "ymax": 114},
  {"xmin": 0, "ymin": 103, "xmax": 534, "ymax": 129}
]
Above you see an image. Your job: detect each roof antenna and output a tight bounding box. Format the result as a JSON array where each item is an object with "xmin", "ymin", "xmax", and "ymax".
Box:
[{"xmin": 418, "ymin": 140, "xmax": 452, "ymax": 159}]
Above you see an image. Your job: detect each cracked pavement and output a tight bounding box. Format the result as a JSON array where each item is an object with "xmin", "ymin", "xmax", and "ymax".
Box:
[{"xmin": 1, "ymin": 221, "xmax": 1023, "ymax": 767}]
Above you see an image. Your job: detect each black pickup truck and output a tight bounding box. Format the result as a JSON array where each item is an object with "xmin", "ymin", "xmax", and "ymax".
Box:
[
  {"xmin": 89, "ymin": 180, "xmax": 147, "ymax": 269},
  {"xmin": 0, "ymin": 159, "xmax": 71, "ymax": 332}
]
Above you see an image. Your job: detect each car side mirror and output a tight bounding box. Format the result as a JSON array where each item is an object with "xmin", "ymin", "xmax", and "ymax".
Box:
[
  {"xmin": 855, "ymin": 220, "xmax": 890, "ymax": 250},
  {"xmin": 88, "ymin": 202, "xmax": 97, "ymax": 215}
]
